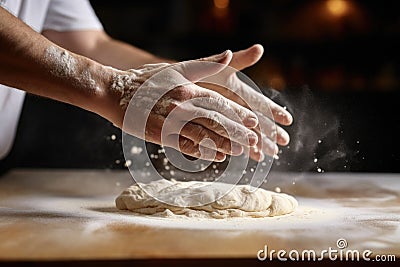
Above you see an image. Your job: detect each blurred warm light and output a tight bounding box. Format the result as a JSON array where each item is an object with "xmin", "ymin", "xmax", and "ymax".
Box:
[
  {"xmin": 317, "ymin": 68, "xmax": 345, "ymax": 91},
  {"xmin": 270, "ymin": 75, "xmax": 286, "ymax": 91},
  {"xmin": 214, "ymin": 0, "xmax": 229, "ymax": 9},
  {"xmin": 212, "ymin": 0, "xmax": 230, "ymax": 19},
  {"xmin": 326, "ymin": 0, "xmax": 349, "ymax": 17}
]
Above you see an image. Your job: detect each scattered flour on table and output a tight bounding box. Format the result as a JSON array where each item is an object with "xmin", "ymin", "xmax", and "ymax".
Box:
[{"xmin": 115, "ymin": 180, "xmax": 298, "ymax": 219}]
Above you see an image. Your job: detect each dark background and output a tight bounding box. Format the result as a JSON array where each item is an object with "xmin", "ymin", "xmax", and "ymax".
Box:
[{"xmin": 1, "ymin": 0, "xmax": 399, "ymax": 173}]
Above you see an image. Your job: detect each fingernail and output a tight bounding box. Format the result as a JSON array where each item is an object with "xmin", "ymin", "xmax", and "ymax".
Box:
[
  {"xmin": 280, "ymin": 131, "xmax": 290, "ymax": 146},
  {"xmin": 258, "ymin": 151, "xmax": 265, "ymax": 162},
  {"xmin": 248, "ymin": 133, "xmax": 258, "ymax": 146},
  {"xmin": 231, "ymin": 143, "xmax": 243, "ymax": 155},
  {"xmin": 215, "ymin": 153, "xmax": 227, "ymax": 162},
  {"xmin": 216, "ymin": 50, "xmax": 230, "ymax": 60},
  {"xmin": 244, "ymin": 117, "xmax": 258, "ymax": 128},
  {"xmin": 286, "ymin": 113, "xmax": 294, "ymax": 125}
]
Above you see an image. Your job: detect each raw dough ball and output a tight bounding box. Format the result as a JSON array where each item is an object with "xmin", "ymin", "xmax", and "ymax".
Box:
[{"xmin": 116, "ymin": 180, "xmax": 298, "ymax": 219}]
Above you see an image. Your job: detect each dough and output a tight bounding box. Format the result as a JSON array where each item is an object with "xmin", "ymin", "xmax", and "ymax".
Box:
[{"xmin": 116, "ymin": 180, "xmax": 298, "ymax": 219}]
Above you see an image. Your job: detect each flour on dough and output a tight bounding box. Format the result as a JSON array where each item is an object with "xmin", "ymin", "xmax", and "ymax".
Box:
[{"xmin": 115, "ymin": 180, "xmax": 298, "ymax": 219}]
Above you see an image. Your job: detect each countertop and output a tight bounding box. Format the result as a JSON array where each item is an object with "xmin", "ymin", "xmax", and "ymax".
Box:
[{"xmin": 0, "ymin": 169, "xmax": 399, "ymax": 261}]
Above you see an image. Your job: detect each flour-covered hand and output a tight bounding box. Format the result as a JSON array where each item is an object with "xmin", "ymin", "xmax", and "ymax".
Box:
[
  {"xmin": 198, "ymin": 45, "xmax": 293, "ymax": 162},
  {"xmin": 106, "ymin": 51, "xmax": 259, "ymax": 162}
]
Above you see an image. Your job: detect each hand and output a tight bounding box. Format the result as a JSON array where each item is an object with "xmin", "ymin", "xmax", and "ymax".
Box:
[
  {"xmin": 197, "ymin": 44, "xmax": 293, "ymax": 162},
  {"xmin": 105, "ymin": 51, "xmax": 260, "ymax": 162}
]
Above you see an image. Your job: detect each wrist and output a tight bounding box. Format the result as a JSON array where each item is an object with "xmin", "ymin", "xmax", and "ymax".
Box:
[
  {"xmin": 88, "ymin": 63, "xmax": 126, "ymax": 127},
  {"xmin": 90, "ymin": 61, "xmax": 172, "ymax": 129}
]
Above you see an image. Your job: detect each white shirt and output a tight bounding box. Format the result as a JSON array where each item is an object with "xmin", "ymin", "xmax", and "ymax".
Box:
[{"xmin": 0, "ymin": 0, "xmax": 103, "ymax": 160}]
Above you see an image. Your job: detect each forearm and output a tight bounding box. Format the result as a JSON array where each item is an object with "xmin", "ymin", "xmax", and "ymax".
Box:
[
  {"xmin": 91, "ymin": 35, "xmax": 173, "ymax": 69},
  {"xmin": 0, "ymin": 8, "xmax": 118, "ymax": 121},
  {"xmin": 42, "ymin": 30, "xmax": 173, "ymax": 70}
]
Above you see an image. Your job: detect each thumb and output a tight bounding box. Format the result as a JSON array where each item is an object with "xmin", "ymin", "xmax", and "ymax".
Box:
[
  {"xmin": 230, "ymin": 44, "xmax": 264, "ymax": 71},
  {"xmin": 177, "ymin": 50, "xmax": 232, "ymax": 82}
]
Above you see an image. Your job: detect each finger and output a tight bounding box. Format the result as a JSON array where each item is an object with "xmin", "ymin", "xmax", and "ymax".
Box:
[
  {"xmin": 179, "ymin": 122, "xmax": 243, "ymax": 156},
  {"xmin": 251, "ymin": 127, "xmax": 279, "ymax": 157},
  {"xmin": 198, "ymin": 50, "xmax": 232, "ymax": 65},
  {"xmin": 237, "ymin": 82, "xmax": 293, "ymax": 126},
  {"xmin": 256, "ymin": 111, "xmax": 290, "ymax": 146},
  {"xmin": 187, "ymin": 108, "xmax": 258, "ymax": 147},
  {"xmin": 197, "ymin": 142, "xmax": 227, "ymax": 162},
  {"xmin": 163, "ymin": 89, "xmax": 258, "ymax": 147},
  {"xmin": 195, "ymin": 81, "xmax": 246, "ymax": 105},
  {"xmin": 269, "ymin": 101, "xmax": 293, "ymax": 126},
  {"xmin": 177, "ymin": 50, "xmax": 233, "ymax": 82},
  {"xmin": 259, "ymin": 132, "xmax": 279, "ymax": 157},
  {"xmin": 145, "ymin": 112, "xmax": 242, "ymax": 158},
  {"xmin": 143, "ymin": 113, "xmax": 165, "ymax": 144},
  {"xmin": 229, "ymin": 44, "xmax": 264, "ymax": 71},
  {"xmin": 276, "ymin": 125, "xmax": 290, "ymax": 146},
  {"xmin": 248, "ymin": 131, "xmax": 265, "ymax": 162},
  {"xmin": 256, "ymin": 111, "xmax": 277, "ymax": 140},
  {"xmin": 249, "ymin": 146, "xmax": 265, "ymax": 162},
  {"xmin": 193, "ymin": 86, "xmax": 258, "ymax": 128},
  {"xmin": 145, "ymin": 113, "xmax": 228, "ymax": 162},
  {"xmin": 167, "ymin": 134, "xmax": 227, "ymax": 162},
  {"xmin": 201, "ymin": 74, "xmax": 293, "ymax": 126}
]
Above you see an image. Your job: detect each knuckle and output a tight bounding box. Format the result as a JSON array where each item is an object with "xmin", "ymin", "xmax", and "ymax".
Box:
[
  {"xmin": 214, "ymin": 136, "xmax": 227, "ymax": 151},
  {"xmin": 205, "ymin": 90, "xmax": 225, "ymax": 104},
  {"xmin": 230, "ymin": 103, "xmax": 251, "ymax": 121},
  {"xmin": 241, "ymin": 106, "xmax": 255, "ymax": 118},
  {"xmin": 209, "ymin": 90, "xmax": 222, "ymax": 99},
  {"xmin": 180, "ymin": 138, "xmax": 195, "ymax": 153},
  {"xmin": 215, "ymin": 95, "xmax": 230, "ymax": 110},
  {"xmin": 170, "ymin": 85, "xmax": 194, "ymax": 100},
  {"xmin": 155, "ymin": 98, "xmax": 175, "ymax": 115},
  {"xmin": 206, "ymin": 111, "xmax": 222, "ymax": 129},
  {"xmin": 209, "ymin": 118, "xmax": 220, "ymax": 130},
  {"xmin": 195, "ymin": 127, "xmax": 210, "ymax": 142},
  {"xmin": 172, "ymin": 102, "xmax": 192, "ymax": 115}
]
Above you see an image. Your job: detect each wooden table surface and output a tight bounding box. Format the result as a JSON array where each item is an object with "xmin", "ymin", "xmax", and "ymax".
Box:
[{"xmin": 0, "ymin": 169, "xmax": 399, "ymax": 261}]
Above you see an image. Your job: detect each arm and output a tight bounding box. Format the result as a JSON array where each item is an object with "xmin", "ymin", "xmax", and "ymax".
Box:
[
  {"xmin": 0, "ymin": 8, "xmax": 120, "ymax": 124},
  {"xmin": 0, "ymin": 7, "xmax": 258, "ymax": 162},
  {"xmin": 42, "ymin": 30, "xmax": 172, "ymax": 69},
  {"xmin": 42, "ymin": 30, "xmax": 293, "ymax": 161}
]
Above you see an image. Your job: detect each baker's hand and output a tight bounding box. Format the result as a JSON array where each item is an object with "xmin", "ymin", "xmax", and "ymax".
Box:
[
  {"xmin": 198, "ymin": 44, "xmax": 293, "ymax": 162},
  {"xmin": 106, "ymin": 51, "xmax": 259, "ymax": 162}
]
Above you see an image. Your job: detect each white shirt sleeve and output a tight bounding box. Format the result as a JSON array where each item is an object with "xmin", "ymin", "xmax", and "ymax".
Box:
[{"xmin": 42, "ymin": 0, "xmax": 103, "ymax": 31}]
